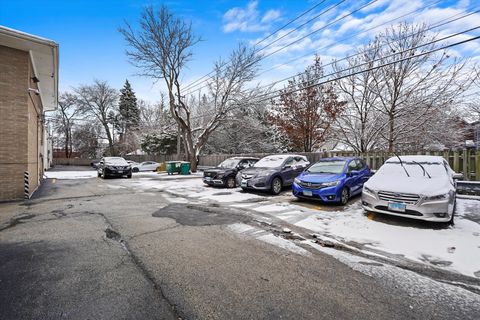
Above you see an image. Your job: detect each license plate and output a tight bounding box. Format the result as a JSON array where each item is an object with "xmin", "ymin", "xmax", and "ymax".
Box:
[
  {"xmin": 241, "ymin": 180, "xmax": 247, "ymax": 187},
  {"xmin": 204, "ymin": 177, "xmax": 212, "ymax": 181},
  {"xmin": 117, "ymin": 170, "xmax": 123, "ymax": 173},
  {"xmin": 303, "ymin": 190, "xmax": 313, "ymax": 197},
  {"xmin": 388, "ymin": 202, "xmax": 406, "ymax": 212}
]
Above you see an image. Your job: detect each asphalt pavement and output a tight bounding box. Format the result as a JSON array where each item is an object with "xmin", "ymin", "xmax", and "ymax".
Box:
[{"xmin": 0, "ymin": 166, "xmax": 479, "ymax": 319}]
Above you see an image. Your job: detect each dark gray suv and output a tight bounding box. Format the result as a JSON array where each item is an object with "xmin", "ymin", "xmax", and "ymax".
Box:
[
  {"xmin": 239, "ymin": 154, "xmax": 310, "ymax": 195},
  {"xmin": 203, "ymin": 157, "xmax": 258, "ymax": 188}
]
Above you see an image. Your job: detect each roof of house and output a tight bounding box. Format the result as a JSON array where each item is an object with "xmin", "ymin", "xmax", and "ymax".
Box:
[{"xmin": 0, "ymin": 26, "xmax": 59, "ymax": 111}]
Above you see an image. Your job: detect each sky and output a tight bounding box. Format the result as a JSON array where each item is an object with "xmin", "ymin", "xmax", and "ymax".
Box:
[{"xmin": 1, "ymin": 0, "xmax": 479, "ymax": 103}]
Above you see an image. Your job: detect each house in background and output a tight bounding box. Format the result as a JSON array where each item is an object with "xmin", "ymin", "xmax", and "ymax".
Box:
[{"xmin": 0, "ymin": 26, "xmax": 58, "ymax": 201}]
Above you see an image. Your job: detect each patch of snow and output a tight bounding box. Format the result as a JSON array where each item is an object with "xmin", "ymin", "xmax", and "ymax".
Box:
[
  {"xmin": 44, "ymin": 171, "xmax": 97, "ymax": 179},
  {"xmin": 257, "ymin": 233, "xmax": 311, "ymax": 256},
  {"xmin": 307, "ymin": 242, "xmax": 480, "ymax": 314},
  {"xmin": 266, "ymin": 200, "xmax": 480, "ymax": 277}
]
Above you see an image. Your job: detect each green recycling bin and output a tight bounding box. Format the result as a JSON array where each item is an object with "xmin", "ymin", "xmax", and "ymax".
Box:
[
  {"xmin": 180, "ymin": 161, "xmax": 191, "ymax": 175},
  {"xmin": 166, "ymin": 161, "xmax": 182, "ymax": 175}
]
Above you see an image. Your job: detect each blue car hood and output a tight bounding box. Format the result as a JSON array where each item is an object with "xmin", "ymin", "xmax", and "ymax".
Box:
[{"xmin": 297, "ymin": 172, "xmax": 344, "ymax": 183}]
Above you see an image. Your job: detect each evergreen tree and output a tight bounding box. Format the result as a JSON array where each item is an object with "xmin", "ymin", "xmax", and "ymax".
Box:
[{"xmin": 117, "ymin": 80, "xmax": 140, "ymax": 148}]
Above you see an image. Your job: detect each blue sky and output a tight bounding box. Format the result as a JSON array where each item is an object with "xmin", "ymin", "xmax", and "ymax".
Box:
[{"xmin": 1, "ymin": 0, "xmax": 478, "ymax": 102}]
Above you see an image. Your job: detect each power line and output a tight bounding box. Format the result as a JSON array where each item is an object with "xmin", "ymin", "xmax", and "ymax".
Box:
[
  {"xmin": 249, "ymin": 34, "xmax": 480, "ymax": 105},
  {"xmin": 183, "ymin": 0, "xmax": 380, "ymax": 95},
  {"xmin": 186, "ymin": 3, "xmax": 479, "ymax": 97},
  {"xmin": 257, "ymin": 0, "xmax": 463, "ymax": 80},
  {"xmin": 49, "ymin": 33, "xmax": 480, "ymax": 132},
  {"xmin": 182, "ymin": 0, "xmax": 332, "ymax": 92},
  {"xmin": 251, "ymin": 15, "xmax": 480, "ymax": 95}
]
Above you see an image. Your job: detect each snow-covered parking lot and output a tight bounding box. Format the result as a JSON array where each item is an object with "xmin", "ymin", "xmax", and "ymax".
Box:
[{"xmin": 45, "ymin": 169, "xmax": 480, "ymax": 279}]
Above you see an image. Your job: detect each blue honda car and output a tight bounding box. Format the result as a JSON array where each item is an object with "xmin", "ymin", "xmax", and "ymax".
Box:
[{"xmin": 292, "ymin": 157, "xmax": 371, "ymax": 205}]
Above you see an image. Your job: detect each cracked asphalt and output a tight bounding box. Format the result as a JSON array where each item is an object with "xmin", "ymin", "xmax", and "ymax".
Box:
[{"xmin": 1, "ymin": 166, "xmax": 479, "ymax": 319}]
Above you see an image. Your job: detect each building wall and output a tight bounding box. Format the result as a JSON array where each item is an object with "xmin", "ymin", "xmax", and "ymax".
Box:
[{"xmin": 0, "ymin": 45, "xmax": 43, "ymax": 201}]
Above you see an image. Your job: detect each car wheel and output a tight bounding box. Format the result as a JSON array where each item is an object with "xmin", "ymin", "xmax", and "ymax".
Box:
[
  {"xmin": 226, "ymin": 176, "xmax": 236, "ymax": 188},
  {"xmin": 127, "ymin": 173, "xmax": 132, "ymax": 179},
  {"xmin": 271, "ymin": 177, "xmax": 282, "ymax": 195},
  {"xmin": 448, "ymin": 199, "xmax": 456, "ymax": 225},
  {"xmin": 101, "ymin": 170, "xmax": 107, "ymax": 179},
  {"xmin": 132, "ymin": 167, "xmax": 139, "ymax": 173},
  {"xmin": 340, "ymin": 187, "xmax": 349, "ymax": 205},
  {"xmin": 241, "ymin": 187, "xmax": 248, "ymax": 192},
  {"xmin": 97, "ymin": 171, "xmax": 101, "ymax": 178}
]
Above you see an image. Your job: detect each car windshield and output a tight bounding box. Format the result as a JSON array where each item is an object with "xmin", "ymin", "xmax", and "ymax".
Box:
[
  {"xmin": 254, "ymin": 156, "xmax": 287, "ymax": 168},
  {"xmin": 378, "ymin": 161, "xmax": 447, "ymax": 178},
  {"xmin": 307, "ymin": 160, "xmax": 346, "ymax": 174},
  {"xmin": 218, "ymin": 159, "xmax": 241, "ymax": 168}
]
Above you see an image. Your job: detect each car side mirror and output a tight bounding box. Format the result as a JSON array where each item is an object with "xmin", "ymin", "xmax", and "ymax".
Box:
[
  {"xmin": 99, "ymin": 161, "xmax": 104, "ymax": 165},
  {"xmin": 452, "ymin": 173, "xmax": 463, "ymax": 180}
]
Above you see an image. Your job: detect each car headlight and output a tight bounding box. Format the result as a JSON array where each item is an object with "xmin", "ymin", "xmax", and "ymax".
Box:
[
  {"xmin": 322, "ymin": 180, "xmax": 340, "ymax": 187},
  {"xmin": 256, "ymin": 172, "xmax": 270, "ymax": 178},
  {"xmin": 294, "ymin": 177, "xmax": 301, "ymax": 184},
  {"xmin": 363, "ymin": 186, "xmax": 376, "ymax": 197},
  {"xmin": 424, "ymin": 193, "xmax": 449, "ymax": 201}
]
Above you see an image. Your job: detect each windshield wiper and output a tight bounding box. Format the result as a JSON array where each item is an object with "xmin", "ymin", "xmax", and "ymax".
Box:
[
  {"xmin": 412, "ymin": 161, "xmax": 431, "ymax": 179},
  {"xmin": 394, "ymin": 154, "xmax": 410, "ymax": 177}
]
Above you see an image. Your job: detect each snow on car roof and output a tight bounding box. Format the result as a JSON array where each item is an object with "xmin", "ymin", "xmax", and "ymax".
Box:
[{"xmin": 385, "ymin": 155, "xmax": 444, "ymax": 164}]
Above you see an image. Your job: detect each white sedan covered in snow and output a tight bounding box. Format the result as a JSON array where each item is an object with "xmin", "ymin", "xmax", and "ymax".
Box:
[{"xmin": 361, "ymin": 155, "xmax": 462, "ymax": 223}]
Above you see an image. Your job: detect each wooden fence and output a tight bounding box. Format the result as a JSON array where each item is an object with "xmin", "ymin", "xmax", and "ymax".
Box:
[
  {"xmin": 53, "ymin": 149, "xmax": 480, "ymax": 181},
  {"xmin": 194, "ymin": 150, "xmax": 480, "ymax": 181}
]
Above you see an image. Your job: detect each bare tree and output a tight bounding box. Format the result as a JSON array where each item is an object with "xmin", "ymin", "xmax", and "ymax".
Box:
[
  {"xmin": 370, "ymin": 23, "xmax": 471, "ymax": 152},
  {"xmin": 333, "ymin": 41, "xmax": 386, "ymax": 152},
  {"xmin": 120, "ymin": 6, "xmax": 260, "ymax": 171},
  {"xmin": 75, "ymin": 80, "xmax": 118, "ymax": 155},
  {"xmin": 53, "ymin": 92, "xmax": 80, "ymax": 158},
  {"xmin": 335, "ymin": 23, "xmax": 473, "ymax": 152}
]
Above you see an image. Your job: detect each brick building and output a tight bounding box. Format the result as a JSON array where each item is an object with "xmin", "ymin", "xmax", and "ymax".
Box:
[{"xmin": 0, "ymin": 26, "xmax": 59, "ymax": 201}]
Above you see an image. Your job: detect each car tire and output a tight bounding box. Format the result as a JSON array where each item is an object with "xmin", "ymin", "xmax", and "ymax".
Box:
[
  {"xmin": 226, "ymin": 176, "xmax": 236, "ymax": 188},
  {"xmin": 448, "ymin": 198, "xmax": 456, "ymax": 225},
  {"xmin": 101, "ymin": 170, "xmax": 107, "ymax": 179},
  {"xmin": 241, "ymin": 187, "xmax": 248, "ymax": 192},
  {"xmin": 271, "ymin": 177, "xmax": 282, "ymax": 195},
  {"xmin": 127, "ymin": 173, "xmax": 132, "ymax": 179},
  {"xmin": 340, "ymin": 187, "xmax": 349, "ymax": 205},
  {"xmin": 132, "ymin": 167, "xmax": 139, "ymax": 173},
  {"xmin": 97, "ymin": 171, "xmax": 101, "ymax": 178}
]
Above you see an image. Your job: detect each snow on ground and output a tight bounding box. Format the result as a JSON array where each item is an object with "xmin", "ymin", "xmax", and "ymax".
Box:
[
  {"xmin": 44, "ymin": 171, "xmax": 97, "ymax": 179},
  {"xmin": 130, "ymin": 173, "xmax": 480, "ymax": 277},
  {"xmin": 131, "ymin": 174, "xmax": 264, "ymax": 203},
  {"xmin": 227, "ymin": 223, "xmax": 310, "ymax": 256},
  {"xmin": 44, "ymin": 168, "xmax": 480, "ymax": 278},
  {"xmin": 306, "ymin": 242, "xmax": 480, "ymax": 311},
  {"xmin": 253, "ymin": 199, "xmax": 480, "ymax": 278}
]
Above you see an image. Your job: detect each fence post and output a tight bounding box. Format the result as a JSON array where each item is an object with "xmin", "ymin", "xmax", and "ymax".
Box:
[
  {"xmin": 453, "ymin": 151, "xmax": 460, "ymax": 174},
  {"xmin": 476, "ymin": 150, "xmax": 480, "ymax": 181},
  {"xmin": 462, "ymin": 149, "xmax": 469, "ymax": 180}
]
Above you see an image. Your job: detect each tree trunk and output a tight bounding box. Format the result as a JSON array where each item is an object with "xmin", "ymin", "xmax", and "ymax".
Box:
[
  {"xmin": 103, "ymin": 122, "xmax": 115, "ymax": 155},
  {"xmin": 388, "ymin": 112, "xmax": 395, "ymax": 153},
  {"xmin": 176, "ymin": 125, "xmax": 181, "ymax": 158}
]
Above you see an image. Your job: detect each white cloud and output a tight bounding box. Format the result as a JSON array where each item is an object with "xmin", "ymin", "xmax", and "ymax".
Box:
[
  {"xmin": 262, "ymin": 9, "xmax": 281, "ymax": 23},
  {"xmin": 222, "ymin": 1, "xmax": 281, "ymax": 33}
]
